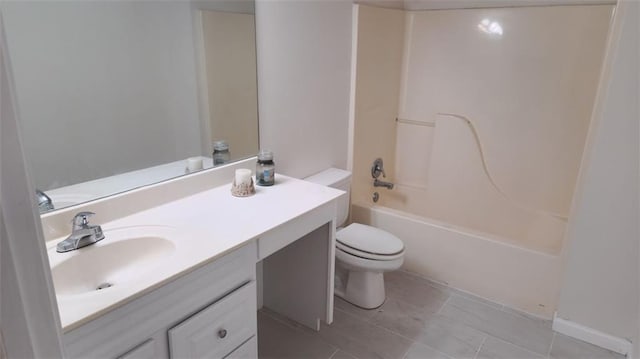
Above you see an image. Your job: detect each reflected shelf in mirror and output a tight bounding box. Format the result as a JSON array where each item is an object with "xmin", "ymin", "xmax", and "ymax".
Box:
[{"xmin": 41, "ymin": 157, "xmax": 214, "ymax": 212}]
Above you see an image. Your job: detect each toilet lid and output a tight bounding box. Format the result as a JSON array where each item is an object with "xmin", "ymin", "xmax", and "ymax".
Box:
[{"xmin": 336, "ymin": 223, "xmax": 404, "ymax": 256}]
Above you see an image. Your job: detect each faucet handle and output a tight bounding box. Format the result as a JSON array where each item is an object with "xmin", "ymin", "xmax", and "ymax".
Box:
[
  {"xmin": 36, "ymin": 189, "xmax": 54, "ymax": 213},
  {"xmin": 371, "ymin": 158, "xmax": 386, "ymax": 179},
  {"xmin": 72, "ymin": 211, "xmax": 95, "ymax": 230}
]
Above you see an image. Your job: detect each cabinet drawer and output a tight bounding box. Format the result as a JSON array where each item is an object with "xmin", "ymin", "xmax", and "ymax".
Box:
[
  {"xmin": 169, "ymin": 281, "xmax": 257, "ymax": 359},
  {"xmin": 226, "ymin": 336, "xmax": 257, "ymax": 359},
  {"xmin": 117, "ymin": 339, "xmax": 158, "ymax": 359}
]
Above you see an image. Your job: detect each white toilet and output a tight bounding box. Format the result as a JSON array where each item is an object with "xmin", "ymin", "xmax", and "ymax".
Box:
[{"xmin": 305, "ymin": 168, "xmax": 405, "ymax": 309}]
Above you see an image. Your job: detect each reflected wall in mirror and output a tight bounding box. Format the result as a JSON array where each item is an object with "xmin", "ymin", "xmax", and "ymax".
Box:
[
  {"xmin": 1, "ymin": 0, "xmax": 258, "ymax": 213},
  {"xmin": 201, "ymin": 9, "xmax": 259, "ymax": 162}
]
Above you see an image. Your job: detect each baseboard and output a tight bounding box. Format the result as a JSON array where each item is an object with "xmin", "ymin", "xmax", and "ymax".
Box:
[{"xmin": 553, "ymin": 312, "xmax": 632, "ymax": 356}]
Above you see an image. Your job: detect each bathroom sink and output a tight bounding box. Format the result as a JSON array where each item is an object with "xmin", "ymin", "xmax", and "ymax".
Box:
[{"xmin": 49, "ymin": 226, "xmax": 177, "ymax": 296}]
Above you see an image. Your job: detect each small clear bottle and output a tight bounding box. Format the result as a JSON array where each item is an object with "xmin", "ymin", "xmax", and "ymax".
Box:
[
  {"xmin": 256, "ymin": 150, "xmax": 275, "ymax": 186},
  {"xmin": 212, "ymin": 140, "xmax": 230, "ymax": 166}
]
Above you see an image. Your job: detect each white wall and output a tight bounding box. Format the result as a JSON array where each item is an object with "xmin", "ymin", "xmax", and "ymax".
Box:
[
  {"xmin": 556, "ymin": 0, "xmax": 639, "ymax": 341},
  {"xmin": 1, "ymin": 11, "xmax": 64, "ymax": 355},
  {"xmin": 255, "ymin": 0, "xmax": 352, "ymax": 179},
  {"xmin": 2, "ymin": 1, "xmax": 202, "ymax": 190},
  {"xmin": 1, "ymin": 224, "xmax": 36, "ymax": 358}
]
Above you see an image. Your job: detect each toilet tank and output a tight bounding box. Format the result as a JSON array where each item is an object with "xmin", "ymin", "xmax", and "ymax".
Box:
[{"xmin": 304, "ymin": 168, "xmax": 351, "ymax": 227}]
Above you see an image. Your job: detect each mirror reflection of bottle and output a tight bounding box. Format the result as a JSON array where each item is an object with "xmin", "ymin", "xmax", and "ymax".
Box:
[
  {"xmin": 256, "ymin": 150, "xmax": 275, "ymax": 186},
  {"xmin": 212, "ymin": 140, "xmax": 230, "ymax": 166}
]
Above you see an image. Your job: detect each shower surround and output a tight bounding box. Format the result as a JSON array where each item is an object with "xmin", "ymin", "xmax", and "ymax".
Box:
[{"xmin": 349, "ymin": 4, "xmax": 612, "ymax": 317}]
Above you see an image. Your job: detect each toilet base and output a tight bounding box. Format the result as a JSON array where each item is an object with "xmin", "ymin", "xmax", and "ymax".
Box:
[
  {"xmin": 334, "ymin": 247, "xmax": 404, "ymax": 309},
  {"xmin": 337, "ymin": 270, "xmax": 386, "ymax": 309},
  {"xmin": 335, "ymin": 258, "xmax": 389, "ymax": 309}
]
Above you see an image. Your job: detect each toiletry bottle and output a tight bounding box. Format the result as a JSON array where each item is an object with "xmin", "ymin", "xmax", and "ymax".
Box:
[
  {"xmin": 256, "ymin": 150, "xmax": 275, "ymax": 186},
  {"xmin": 212, "ymin": 140, "xmax": 230, "ymax": 166}
]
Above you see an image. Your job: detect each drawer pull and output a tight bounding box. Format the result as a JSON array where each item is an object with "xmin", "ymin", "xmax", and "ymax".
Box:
[{"xmin": 218, "ymin": 329, "xmax": 228, "ymax": 339}]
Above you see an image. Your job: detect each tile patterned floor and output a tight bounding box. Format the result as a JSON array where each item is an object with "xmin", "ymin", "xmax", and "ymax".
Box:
[{"xmin": 258, "ymin": 270, "xmax": 625, "ymax": 359}]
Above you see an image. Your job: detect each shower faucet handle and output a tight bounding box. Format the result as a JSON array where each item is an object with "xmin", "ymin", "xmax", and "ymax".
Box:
[{"xmin": 371, "ymin": 158, "xmax": 386, "ymax": 179}]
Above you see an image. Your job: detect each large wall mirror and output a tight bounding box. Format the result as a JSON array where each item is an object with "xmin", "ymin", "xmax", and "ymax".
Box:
[{"xmin": 2, "ymin": 0, "xmax": 258, "ymax": 213}]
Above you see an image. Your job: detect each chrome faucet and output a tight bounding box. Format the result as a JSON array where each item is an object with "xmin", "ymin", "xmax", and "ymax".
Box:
[
  {"xmin": 371, "ymin": 158, "xmax": 394, "ymax": 190},
  {"xmin": 36, "ymin": 189, "xmax": 54, "ymax": 213},
  {"xmin": 56, "ymin": 212, "xmax": 105, "ymax": 253}
]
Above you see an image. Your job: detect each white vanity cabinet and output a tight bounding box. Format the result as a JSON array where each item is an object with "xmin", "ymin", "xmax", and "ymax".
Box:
[
  {"xmin": 63, "ymin": 243, "xmax": 257, "ymax": 359},
  {"xmin": 55, "ymin": 174, "xmax": 344, "ymax": 359}
]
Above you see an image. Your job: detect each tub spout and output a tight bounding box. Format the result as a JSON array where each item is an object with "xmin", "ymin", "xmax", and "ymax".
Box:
[{"xmin": 374, "ymin": 179, "xmax": 394, "ymax": 190}]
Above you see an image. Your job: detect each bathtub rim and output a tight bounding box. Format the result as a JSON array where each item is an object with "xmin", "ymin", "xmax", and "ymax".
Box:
[{"xmin": 351, "ymin": 201, "xmax": 562, "ymax": 257}]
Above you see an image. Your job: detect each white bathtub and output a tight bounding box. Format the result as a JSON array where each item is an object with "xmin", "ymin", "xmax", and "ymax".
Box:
[{"xmin": 351, "ymin": 202, "xmax": 563, "ymax": 318}]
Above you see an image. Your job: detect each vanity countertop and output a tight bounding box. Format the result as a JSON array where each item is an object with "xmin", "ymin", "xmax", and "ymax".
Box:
[{"xmin": 47, "ymin": 174, "xmax": 344, "ymax": 332}]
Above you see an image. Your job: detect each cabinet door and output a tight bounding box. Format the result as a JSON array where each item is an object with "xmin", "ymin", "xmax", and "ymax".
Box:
[
  {"xmin": 117, "ymin": 339, "xmax": 159, "ymax": 359},
  {"xmin": 169, "ymin": 282, "xmax": 256, "ymax": 359}
]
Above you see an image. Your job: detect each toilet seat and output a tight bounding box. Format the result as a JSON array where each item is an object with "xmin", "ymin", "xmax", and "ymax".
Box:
[
  {"xmin": 336, "ymin": 223, "xmax": 405, "ymax": 261},
  {"xmin": 336, "ymin": 241, "xmax": 404, "ymax": 261},
  {"xmin": 336, "ymin": 246, "xmax": 404, "ymax": 272}
]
